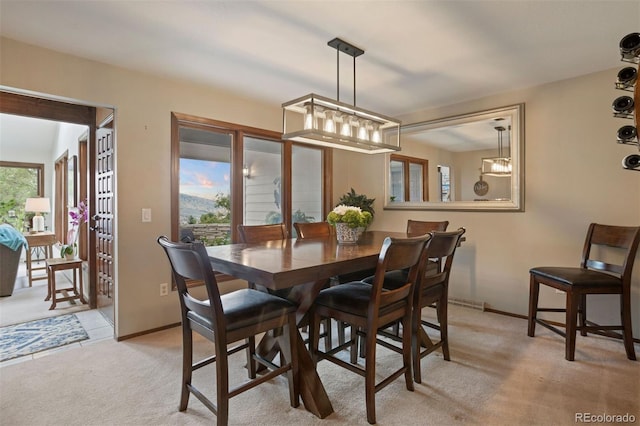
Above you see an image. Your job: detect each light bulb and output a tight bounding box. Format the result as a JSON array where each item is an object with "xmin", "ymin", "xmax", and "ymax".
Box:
[
  {"xmin": 304, "ymin": 104, "xmax": 315, "ymax": 130},
  {"xmin": 357, "ymin": 120, "xmax": 369, "ymax": 140},
  {"xmin": 370, "ymin": 123, "xmax": 381, "ymax": 143},
  {"xmin": 339, "ymin": 114, "xmax": 351, "ymax": 137},
  {"xmin": 324, "ymin": 110, "xmax": 336, "ymax": 133}
]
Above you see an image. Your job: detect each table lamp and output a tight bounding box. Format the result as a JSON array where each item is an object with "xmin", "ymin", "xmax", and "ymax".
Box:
[{"xmin": 25, "ymin": 197, "xmax": 50, "ymax": 232}]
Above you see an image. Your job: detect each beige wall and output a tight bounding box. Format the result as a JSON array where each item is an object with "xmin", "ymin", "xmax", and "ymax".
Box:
[
  {"xmin": 3, "ymin": 37, "xmax": 640, "ymax": 339},
  {"xmin": 334, "ymin": 68, "xmax": 640, "ymax": 335}
]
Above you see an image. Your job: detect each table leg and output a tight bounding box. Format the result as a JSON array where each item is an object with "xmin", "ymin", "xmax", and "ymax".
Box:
[
  {"xmin": 276, "ymin": 330, "xmax": 333, "ymax": 418},
  {"xmin": 253, "ymin": 279, "xmax": 334, "ymax": 418}
]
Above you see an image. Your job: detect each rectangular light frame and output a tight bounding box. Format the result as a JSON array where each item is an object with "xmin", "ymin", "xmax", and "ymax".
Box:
[{"xmin": 282, "ymin": 93, "xmax": 401, "ymax": 154}]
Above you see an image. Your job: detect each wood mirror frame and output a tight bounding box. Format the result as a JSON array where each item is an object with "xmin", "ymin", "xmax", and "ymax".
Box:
[{"xmin": 383, "ymin": 103, "xmax": 524, "ymax": 212}]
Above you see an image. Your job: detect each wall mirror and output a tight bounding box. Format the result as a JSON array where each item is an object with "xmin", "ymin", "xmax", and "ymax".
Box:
[{"xmin": 383, "ymin": 104, "xmax": 524, "ymax": 211}]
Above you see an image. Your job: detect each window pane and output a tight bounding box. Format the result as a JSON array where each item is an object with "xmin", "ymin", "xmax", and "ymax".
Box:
[
  {"xmin": 244, "ymin": 137, "xmax": 282, "ymax": 226},
  {"xmin": 439, "ymin": 165, "xmax": 451, "ymax": 202},
  {"xmin": 409, "ymin": 162, "xmax": 423, "ymax": 202},
  {"xmin": 179, "ymin": 127, "xmax": 232, "ymax": 246},
  {"xmin": 291, "ymin": 145, "xmax": 322, "ymax": 235},
  {"xmin": 0, "ymin": 163, "xmax": 42, "ymax": 230},
  {"xmin": 390, "ymin": 160, "xmax": 404, "ymax": 202}
]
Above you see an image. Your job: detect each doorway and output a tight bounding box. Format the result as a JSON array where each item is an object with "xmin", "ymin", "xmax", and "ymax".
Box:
[{"xmin": 0, "ymin": 89, "xmax": 117, "ymax": 330}]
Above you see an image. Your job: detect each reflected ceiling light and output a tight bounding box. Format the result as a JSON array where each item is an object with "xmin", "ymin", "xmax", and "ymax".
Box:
[
  {"xmin": 481, "ymin": 126, "xmax": 512, "ymax": 177},
  {"xmin": 282, "ymin": 38, "xmax": 401, "ymax": 154}
]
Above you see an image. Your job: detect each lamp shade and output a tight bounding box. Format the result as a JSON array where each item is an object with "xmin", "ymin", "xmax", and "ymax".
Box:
[{"xmin": 25, "ymin": 197, "xmax": 50, "ymax": 213}]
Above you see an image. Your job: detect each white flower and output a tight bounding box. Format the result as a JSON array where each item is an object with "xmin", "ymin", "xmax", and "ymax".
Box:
[{"xmin": 332, "ymin": 205, "xmax": 362, "ymax": 215}]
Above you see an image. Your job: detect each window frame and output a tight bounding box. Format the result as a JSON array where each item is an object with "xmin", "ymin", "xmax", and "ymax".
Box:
[
  {"xmin": 389, "ymin": 154, "xmax": 428, "ymax": 202},
  {"xmin": 0, "ymin": 161, "xmax": 45, "ymax": 196},
  {"xmin": 170, "ymin": 112, "xmax": 333, "ymax": 281}
]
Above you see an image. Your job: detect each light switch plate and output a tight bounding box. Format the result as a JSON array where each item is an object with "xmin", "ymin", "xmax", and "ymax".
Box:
[{"xmin": 142, "ymin": 208, "xmax": 152, "ymax": 222}]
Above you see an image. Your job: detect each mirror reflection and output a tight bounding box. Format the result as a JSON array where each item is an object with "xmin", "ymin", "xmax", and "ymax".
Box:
[{"xmin": 384, "ymin": 104, "xmax": 524, "ymax": 211}]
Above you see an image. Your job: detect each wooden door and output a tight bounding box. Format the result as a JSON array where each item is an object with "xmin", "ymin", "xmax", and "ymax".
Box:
[{"xmin": 93, "ymin": 125, "xmax": 115, "ymax": 325}]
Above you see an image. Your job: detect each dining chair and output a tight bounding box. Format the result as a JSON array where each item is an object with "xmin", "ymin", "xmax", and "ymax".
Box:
[
  {"xmin": 238, "ymin": 222, "xmax": 288, "ymax": 244},
  {"xmin": 308, "ymin": 235, "xmax": 430, "ymax": 424},
  {"xmin": 406, "ymin": 219, "xmax": 449, "ymax": 236},
  {"xmin": 293, "ymin": 221, "xmax": 344, "ymax": 349},
  {"xmin": 157, "ymin": 236, "xmax": 300, "ymax": 426},
  {"xmin": 410, "ymin": 228, "xmax": 466, "ymax": 383},
  {"xmin": 364, "ymin": 228, "xmax": 465, "ymax": 382},
  {"xmin": 293, "ymin": 221, "xmax": 333, "ymax": 239},
  {"xmin": 237, "ymin": 223, "xmax": 288, "ymax": 294},
  {"xmin": 528, "ymin": 223, "xmax": 640, "ymax": 361},
  {"xmin": 362, "ymin": 219, "xmax": 450, "ymax": 347}
]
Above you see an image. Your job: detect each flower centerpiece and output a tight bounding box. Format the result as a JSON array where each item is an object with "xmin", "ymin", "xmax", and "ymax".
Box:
[
  {"xmin": 327, "ymin": 205, "xmax": 372, "ymax": 244},
  {"xmin": 61, "ymin": 199, "xmax": 88, "ymax": 259}
]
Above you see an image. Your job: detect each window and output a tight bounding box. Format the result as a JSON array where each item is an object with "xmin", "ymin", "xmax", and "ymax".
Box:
[
  {"xmin": 0, "ymin": 161, "xmax": 44, "ymax": 230},
  {"xmin": 171, "ymin": 113, "xmax": 331, "ymax": 252},
  {"xmin": 389, "ymin": 154, "xmax": 428, "ymax": 202},
  {"xmin": 438, "ymin": 165, "xmax": 451, "ymax": 202},
  {"xmin": 178, "ymin": 126, "xmax": 232, "ymax": 246}
]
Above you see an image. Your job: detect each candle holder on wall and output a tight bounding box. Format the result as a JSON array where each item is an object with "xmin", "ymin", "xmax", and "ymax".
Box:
[{"xmin": 614, "ymin": 32, "xmax": 640, "ymax": 171}]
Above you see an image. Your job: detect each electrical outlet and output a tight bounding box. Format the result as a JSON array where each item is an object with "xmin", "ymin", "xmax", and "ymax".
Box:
[{"xmin": 160, "ymin": 282, "xmax": 169, "ymax": 296}]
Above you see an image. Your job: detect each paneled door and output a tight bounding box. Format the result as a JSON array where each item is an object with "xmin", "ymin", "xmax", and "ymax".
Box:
[{"xmin": 93, "ymin": 125, "xmax": 115, "ymax": 326}]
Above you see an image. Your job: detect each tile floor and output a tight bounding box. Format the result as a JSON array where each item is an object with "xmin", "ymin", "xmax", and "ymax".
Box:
[{"xmin": 0, "ymin": 309, "xmax": 113, "ymax": 368}]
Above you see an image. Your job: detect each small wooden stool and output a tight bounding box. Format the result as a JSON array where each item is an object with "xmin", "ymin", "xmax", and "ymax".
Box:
[{"xmin": 45, "ymin": 258, "xmax": 85, "ymax": 310}]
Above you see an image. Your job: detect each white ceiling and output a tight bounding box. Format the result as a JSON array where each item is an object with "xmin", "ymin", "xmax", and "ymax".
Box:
[{"xmin": 1, "ymin": 0, "xmax": 638, "ymax": 120}]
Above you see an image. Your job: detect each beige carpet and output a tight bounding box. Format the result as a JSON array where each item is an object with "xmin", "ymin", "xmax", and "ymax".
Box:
[{"xmin": 0, "ymin": 305, "xmax": 638, "ymax": 425}]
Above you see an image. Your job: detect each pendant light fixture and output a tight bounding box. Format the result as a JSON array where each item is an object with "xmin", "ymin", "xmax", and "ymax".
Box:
[
  {"xmin": 481, "ymin": 125, "xmax": 512, "ymax": 177},
  {"xmin": 282, "ymin": 38, "xmax": 401, "ymax": 154}
]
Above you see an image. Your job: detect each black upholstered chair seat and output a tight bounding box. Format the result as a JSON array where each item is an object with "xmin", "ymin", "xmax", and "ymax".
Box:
[
  {"xmin": 314, "ymin": 282, "xmax": 407, "ymax": 318},
  {"xmin": 529, "ymin": 267, "xmax": 621, "ymax": 287},
  {"xmin": 362, "ymin": 260, "xmax": 439, "ymax": 290},
  {"xmin": 187, "ymin": 288, "xmax": 297, "ymax": 332}
]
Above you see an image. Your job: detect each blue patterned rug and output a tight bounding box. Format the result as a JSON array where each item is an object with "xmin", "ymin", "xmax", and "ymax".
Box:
[{"xmin": 0, "ymin": 314, "xmax": 89, "ymax": 362}]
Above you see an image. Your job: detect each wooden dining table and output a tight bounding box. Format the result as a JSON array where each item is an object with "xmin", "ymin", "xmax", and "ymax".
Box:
[{"xmin": 206, "ymin": 230, "xmax": 406, "ymax": 419}]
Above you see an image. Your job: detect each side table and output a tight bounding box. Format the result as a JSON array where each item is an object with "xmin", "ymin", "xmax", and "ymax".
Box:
[
  {"xmin": 45, "ymin": 258, "xmax": 85, "ymax": 310},
  {"xmin": 23, "ymin": 231, "xmax": 56, "ymax": 287}
]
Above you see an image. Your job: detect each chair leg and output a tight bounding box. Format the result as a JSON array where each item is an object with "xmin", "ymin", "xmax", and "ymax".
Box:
[
  {"xmin": 527, "ymin": 275, "xmax": 540, "ymax": 337},
  {"xmin": 565, "ymin": 291, "xmax": 580, "ymax": 361},
  {"xmin": 579, "ymin": 294, "xmax": 588, "ymax": 337},
  {"xmin": 337, "ymin": 321, "xmax": 346, "ymax": 346},
  {"xmin": 350, "ymin": 325, "xmax": 358, "ymax": 364},
  {"xmin": 412, "ymin": 304, "xmax": 423, "ymax": 384},
  {"xmin": 364, "ymin": 329, "xmax": 377, "ymax": 425},
  {"xmin": 402, "ymin": 312, "xmax": 414, "ymax": 392},
  {"xmin": 246, "ymin": 336, "xmax": 257, "ymax": 379},
  {"xmin": 215, "ymin": 342, "xmax": 230, "ymax": 426},
  {"xmin": 439, "ymin": 289, "xmax": 450, "ymax": 361},
  {"xmin": 620, "ymin": 292, "xmax": 637, "ymax": 360},
  {"xmin": 179, "ymin": 325, "xmax": 193, "ymax": 411},
  {"xmin": 324, "ymin": 318, "xmax": 333, "ymax": 351}
]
